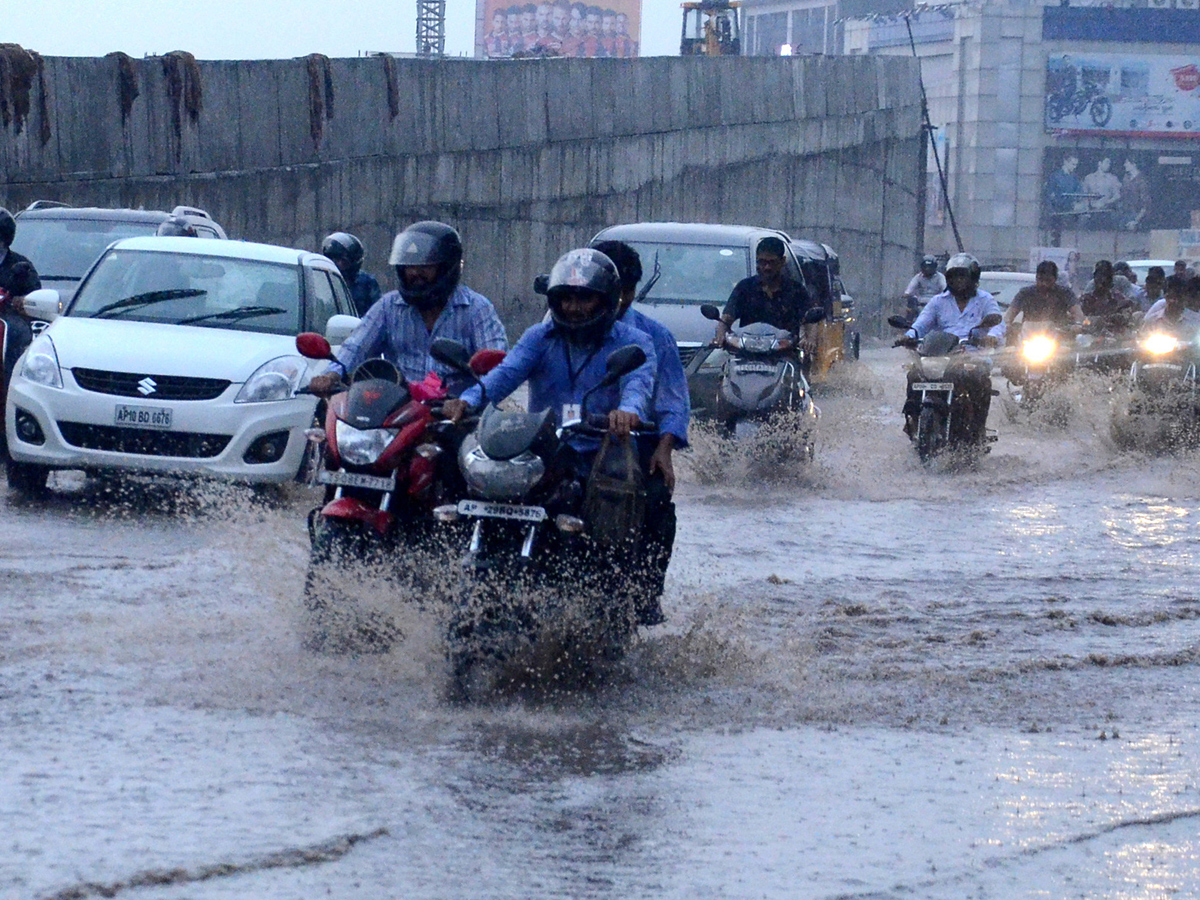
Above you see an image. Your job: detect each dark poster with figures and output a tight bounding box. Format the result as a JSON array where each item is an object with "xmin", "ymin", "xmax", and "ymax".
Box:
[
  {"xmin": 475, "ymin": 0, "xmax": 641, "ymax": 58},
  {"xmin": 1041, "ymin": 147, "xmax": 1200, "ymax": 232}
]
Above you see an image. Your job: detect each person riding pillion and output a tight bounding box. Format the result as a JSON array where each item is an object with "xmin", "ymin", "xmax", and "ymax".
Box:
[
  {"xmin": 321, "ymin": 231, "xmax": 382, "ymax": 317},
  {"xmin": 900, "ymin": 252, "xmax": 1002, "ymax": 444},
  {"xmin": 711, "ymin": 236, "xmax": 818, "ymax": 358},
  {"xmin": 307, "ymin": 221, "xmax": 507, "ymax": 398},
  {"xmin": 903, "ymin": 254, "xmax": 946, "ymax": 319},
  {"xmin": 443, "ymin": 247, "xmax": 657, "ymax": 453}
]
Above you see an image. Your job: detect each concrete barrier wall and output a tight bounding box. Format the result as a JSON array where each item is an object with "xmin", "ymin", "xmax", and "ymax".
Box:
[{"xmin": 0, "ymin": 54, "xmax": 923, "ymax": 332}]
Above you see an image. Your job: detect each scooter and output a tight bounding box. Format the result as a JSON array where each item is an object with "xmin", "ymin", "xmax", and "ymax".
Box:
[
  {"xmin": 293, "ymin": 331, "xmax": 504, "ymax": 652},
  {"xmin": 427, "ymin": 338, "xmax": 651, "ymax": 699},
  {"xmin": 890, "ymin": 313, "xmax": 1002, "ymax": 465},
  {"xmin": 699, "ymin": 303, "xmax": 825, "ymax": 452},
  {"xmin": 1111, "ymin": 328, "xmax": 1200, "ymax": 450}
]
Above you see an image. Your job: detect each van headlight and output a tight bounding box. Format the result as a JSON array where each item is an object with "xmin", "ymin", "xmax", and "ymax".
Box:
[
  {"xmin": 335, "ymin": 420, "xmax": 397, "ymax": 466},
  {"xmin": 235, "ymin": 356, "xmax": 307, "ymax": 403},
  {"xmin": 20, "ymin": 334, "xmax": 63, "ymax": 389}
]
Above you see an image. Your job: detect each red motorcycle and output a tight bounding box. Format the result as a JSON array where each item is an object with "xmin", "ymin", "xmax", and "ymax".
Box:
[{"xmin": 293, "ymin": 331, "xmax": 503, "ymax": 651}]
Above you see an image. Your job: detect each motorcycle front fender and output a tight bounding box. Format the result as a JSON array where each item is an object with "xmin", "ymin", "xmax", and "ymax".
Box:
[{"xmin": 320, "ymin": 497, "xmax": 394, "ymax": 536}]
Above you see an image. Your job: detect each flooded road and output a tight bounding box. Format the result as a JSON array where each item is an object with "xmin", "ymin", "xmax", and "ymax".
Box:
[{"xmin": 4, "ymin": 347, "xmax": 1200, "ymax": 899}]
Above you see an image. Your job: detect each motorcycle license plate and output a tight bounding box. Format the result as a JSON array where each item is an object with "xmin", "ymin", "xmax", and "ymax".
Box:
[
  {"xmin": 912, "ymin": 382, "xmax": 954, "ymax": 391},
  {"xmin": 114, "ymin": 404, "xmax": 172, "ymax": 429},
  {"xmin": 736, "ymin": 363, "xmax": 776, "ymax": 374},
  {"xmin": 317, "ymin": 469, "xmax": 396, "ymax": 491},
  {"xmin": 457, "ymin": 499, "xmax": 547, "ymax": 522}
]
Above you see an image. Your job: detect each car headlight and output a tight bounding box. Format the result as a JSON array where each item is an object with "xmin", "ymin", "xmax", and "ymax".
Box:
[
  {"xmin": 335, "ymin": 420, "xmax": 397, "ymax": 466},
  {"xmin": 19, "ymin": 334, "xmax": 63, "ymax": 389},
  {"xmin": 1143, "ymin": 333, "xmax": 1179, "ymax": 356},
  {"xmin": 234, "ymin": 356, "xmax": 307, "ymax": 403},
  {"xmin": 1021, "ymin": 335, "xmax": 1057, "ymax": 364}
]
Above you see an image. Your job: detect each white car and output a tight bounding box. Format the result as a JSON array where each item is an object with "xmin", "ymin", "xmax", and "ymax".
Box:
[
  {"xmin": 5, "ymin": 237, "xmax": 361, "ymax": 494},
  {"xmin": 977, "ymin": 271, "xmax": 1035, "ymax": 312}
]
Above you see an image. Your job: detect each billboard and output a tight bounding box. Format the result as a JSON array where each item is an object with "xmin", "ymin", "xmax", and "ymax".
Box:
[
  {"xmin": 1045, "ymin": 53, "xmax": 1200, "ymax": 138},
  {"xmin": 1042, "ymin": 147, "xmax": 1200, "ymax": 233},
  {"xmin": 476, "ymin": 0, "xmax": 642, "ymax": 58}
]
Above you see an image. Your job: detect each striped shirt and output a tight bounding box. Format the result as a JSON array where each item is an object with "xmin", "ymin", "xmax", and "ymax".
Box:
[{"xmin": 331, "ymin": 285, "xmax": 508, "ymax": 394}]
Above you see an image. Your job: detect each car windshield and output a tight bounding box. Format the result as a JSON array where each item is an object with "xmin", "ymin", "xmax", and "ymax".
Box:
[
  {"xmin": 626, "ymin": 241, "xmax": 749, "ymax": 305},
  {"xmin": 10, "ymin": 218, "xmax": 160, "ymax": 280},
  {"xmin": 71, "ymin": 250, "xmax": 301, "ymax": 335}
]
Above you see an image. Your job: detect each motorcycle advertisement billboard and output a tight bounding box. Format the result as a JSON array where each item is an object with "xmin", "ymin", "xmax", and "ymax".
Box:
[
  {"xmin": 1045, "ymin": 53, "xmax": 1200, "ymax": 138},
  {"xmin": 1042, "ymin": 147, "xmax": 1200, "ymax": 233},
  {"xmin": 475, "ymin": 0, "xmax": 642, "ymax": 58}
]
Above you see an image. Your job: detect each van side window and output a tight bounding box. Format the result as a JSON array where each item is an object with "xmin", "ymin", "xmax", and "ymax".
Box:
[{"xmin": 305, "ymin": 269, "xmax": 339, "ymax": 333}]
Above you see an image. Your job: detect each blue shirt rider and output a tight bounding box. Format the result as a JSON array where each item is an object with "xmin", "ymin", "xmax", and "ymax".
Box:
[{"xmin": 320, "ymin": 232, "xmax": 381, "ymax": 317}]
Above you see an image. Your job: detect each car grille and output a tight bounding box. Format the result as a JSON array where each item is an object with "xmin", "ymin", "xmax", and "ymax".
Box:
[
  {"xmin": 71, "ymin": 368, "xmax": 231, "ymax": 401},
  {"xmin": 678, "ymin": 345, "xmax": 704, "ymax": 367},
  {"xmin": 57, "ymin": 422, "xmax": 231, "ymax": 458}
]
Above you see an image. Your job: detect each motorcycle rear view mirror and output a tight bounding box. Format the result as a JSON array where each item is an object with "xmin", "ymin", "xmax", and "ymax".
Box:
[
  {"xmin": 296, "ymin": 332, "xmax": 333, "ymax": 360},
  {"xmin": 469, "ymin": 348, "xmax": 506, "ymax": 376},
  {"xmin": 887, "ymin": 315, "xmax": 911, "ymax": 330},
  {"xmin": 980, "ymin": 313, "xmax": 1002, "ymax": 328},
  {"xmin": 804, "ymin": 307, "xmax": 827, "ymax": 324},
  {"xmin": 430, "ymin": 337, "xmax": 473, "ymax": 374},
  {"xmin": 533, "ymin": 274, "xmax": 550, "ymax": 295},
  {"xmin": 601, "ymin": 344, "xmax": 647, "ymax": 386},
  {"xmin": 700, "ymin": 304, "xmax": 722, "ymax": 321}
]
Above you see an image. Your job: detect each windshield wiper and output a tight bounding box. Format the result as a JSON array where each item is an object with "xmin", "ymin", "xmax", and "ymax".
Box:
[
  {"xmin": 91, "ymin": 289, "xmax": 207, "ymax": 319},
  {"xmin": 635, "ymin": 251, "xmax": 662, "ymax": 304},
  {"xmin": 38, "ymin": 275, "xmax": 82, "ymax": 281},
  {"xmin": 176, "ymin": 305, "xmax": 288, "ymax": 326}
]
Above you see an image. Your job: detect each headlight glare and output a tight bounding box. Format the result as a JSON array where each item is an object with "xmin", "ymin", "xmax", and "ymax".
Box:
[
  {"xmin": 1144, "ymin": 333, "xmax": 1179, "ymax": 355},
  {"xmin": 20, "ymin": 334, "xmax": 63, "ymax": 388},
  {"xmin": 1021, "ymin": 335, "xmax": 1057, "ymax": 364},
  {"xmin": 235, "ymin": 356, "xmax": 307, "ymax": 403},
  {"xmin": 335, "ymin": 420, "xmax": 397, "ymax": 466}
]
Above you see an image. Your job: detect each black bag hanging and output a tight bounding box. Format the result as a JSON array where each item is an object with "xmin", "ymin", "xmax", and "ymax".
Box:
[{"xmin": 583, "ymin": 433, "xmax": 646, "ymax": 548}]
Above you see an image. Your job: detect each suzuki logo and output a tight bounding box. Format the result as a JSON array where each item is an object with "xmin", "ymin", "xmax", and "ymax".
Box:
[{"xmin": 137, "ymin": 377, "xmax": 157, "ymax": 396}]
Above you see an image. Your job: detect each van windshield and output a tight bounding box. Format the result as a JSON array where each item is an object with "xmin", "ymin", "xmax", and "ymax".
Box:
[
  {"xmin": 626, "ymin": 242, "xmax": 749, "ymax": 305},
  {"xmin": 11, "ymin": 217, "xmax": 159, "ymax": 280}
]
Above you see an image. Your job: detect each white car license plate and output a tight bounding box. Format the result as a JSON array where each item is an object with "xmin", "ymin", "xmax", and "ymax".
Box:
[
  {"xmin": 457, "ymin": 499, "xmax": 547, "ymax": 522},
  {"xmin": 913, "ymin": 382, "xmax": 954, "ymax": 391},
  {"xmin": 317, "ymin": 469, "xmax": 396, "ymax": 491},
  {"xmin": 114, "ymin": 404, "xmax": 173, "ymax": 429}
]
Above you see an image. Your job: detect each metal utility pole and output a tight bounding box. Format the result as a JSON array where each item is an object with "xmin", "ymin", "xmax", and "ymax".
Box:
[{"xmin": 417, "ymin": 0, "xmax": 447, "ymax": 56}]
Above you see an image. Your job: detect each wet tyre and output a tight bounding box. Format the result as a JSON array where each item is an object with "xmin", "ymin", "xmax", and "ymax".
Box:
[
  {"xmin": 916, "ymin": 406, "xmax": 946, "ymax": 464},
  {"xmin": 6, "ymin": 459, "xmax": 49, "ymax": 497}
]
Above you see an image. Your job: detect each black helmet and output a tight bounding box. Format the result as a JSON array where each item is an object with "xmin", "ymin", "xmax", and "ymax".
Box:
[
  {"xmin": 156, "ymin": 215, "xmax": 198, "ymax": 237},
  {"xmin": 546, "ymin": 248, "xmax": 621, "ymax": 345},
  {"xmin": 944, "ymin": 252, "xmax": 981, "ymax": 286},
  {"xmin": 388, "ymin": 220, "xmax": 463, "ymax": 310},
  {"xmin": 0, "ymin": 208, "xmax": 15, "ymax": 247},
  {"xmin": 321, "ymin": 232, "xmax": 365, "ymax": 277}
]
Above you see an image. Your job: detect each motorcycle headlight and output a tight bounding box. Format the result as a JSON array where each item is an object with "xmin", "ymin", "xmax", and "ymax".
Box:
[
  {"xmin": 1021, "ymin": 335, "xmax": 1057, "ymax": 364},
  {"xmin": 740, "ymin": 334, "xmax": 776, "ymax": 354},
  {"xmin": 19, "ymin": 334, "xmax": 63, "ymax": 389},
  {"xmin": 458, "ymin": 434, "xmax": 546, "ymax": 501},
  {"xmin": 1143, "ymin": 333, "xmax": 1179, "ymax": 356},
  {"xmin": 235, "ymin": 356, "xmax": 308, "ymax": 403},
  {"xmin": 918, "ymin": 357, "xmax": 950, "ymax": 380},
  {"xmin": 335, "ymin": 420, "xmax": 397, "ymax": 466}
]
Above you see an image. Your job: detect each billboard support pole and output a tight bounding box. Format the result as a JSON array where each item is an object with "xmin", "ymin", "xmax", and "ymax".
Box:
[{"xmin": 906, "ymin": 13, "xmax": 963, "ymax": 253}]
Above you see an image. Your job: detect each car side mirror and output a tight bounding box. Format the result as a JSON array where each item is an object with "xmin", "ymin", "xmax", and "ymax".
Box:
[
  {"xmin": 296, "ymin": 331, "xmax": 333, "ymax": 360},
  {"xmin": 804, "ymin": 307, "xmax": 827, "ymax": 325},
  {"xmin": 21, "ymin": 288, "xmax": 62, "ymax": 322},
  {"xmin": 430, "ymin": 337, "xmax": 473, "ymax": 374},
  {"xmin": 533, "ymin": 274, "xmax": 550, "ymax": 295},
  {"xmin": 324, "ymin": 314, "xmax": 360, "ymax": 346},
  {"xmin": 700, "ymin": 304, "xmax": 721, "ymax": 321},
  {"xmin": 980, "ymin": 313, "xmax": 1002, "ymax": 328}
]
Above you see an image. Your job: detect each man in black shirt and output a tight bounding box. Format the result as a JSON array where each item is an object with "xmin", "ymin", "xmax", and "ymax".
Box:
[
  {"xmin": 1002, "ymin": 260, "xmax": 1082, "ymax": 336},
  {"xmin": 710, "ymin": 236, "xmax": 816, "ymax": 354},
  {"xmin": 0, "ymin": 207, "xmax": 42, "ymax": 460}
]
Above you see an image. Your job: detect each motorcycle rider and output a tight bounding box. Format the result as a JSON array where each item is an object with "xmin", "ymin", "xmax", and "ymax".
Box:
[
  {"xmin": 155, "ymin": 215, "xmax": 199, "ymax": 237},
  {"xmin": 0, "ymin": 208, "xmax": 41, "ymax": 460},
  {"xmin": 1002, "ymin": 260, "xmax": 1083, "ymax": 336},
  {"xmin": 307, "ymin": 221, "xmax": 507, "ymax": 397},
  {"xmin": 1142, "ymin": 274, "xmax": 1200, "ymax": 332},
  {"xmin": 591, "ymin": 238, "xmax": 689, "ymax": 627},
  {"xmin": 321, "ymin": 231, "xmax": 382, "ymax": 317},
  {"xmin": 899, "ymin": 252, "xmax": 1002, "ymax": 444},
  {"xmin": 1080, "ymin": 260, "xmax": 1138, "ymax": 322},
  {"xmin": 710, "ymin": 236, "xmax": 817, "ymax": 358},
  {"xmin": 902, "ymin": 255, "xmax": 946, "ymax": 321}
]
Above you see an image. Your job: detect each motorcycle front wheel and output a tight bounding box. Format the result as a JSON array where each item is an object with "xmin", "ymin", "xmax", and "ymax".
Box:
[
  {"xmin": 1090, "ymin": 96, "xmax": 1113, "ymax": 127},
  {"xmin": 916, "ymin": 406, "xmax": 947, "ymax": 464}
]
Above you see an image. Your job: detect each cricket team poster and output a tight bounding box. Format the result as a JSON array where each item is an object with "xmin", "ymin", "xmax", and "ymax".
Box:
[{"xmin": 475, "ymin": 0, "xmax": 642, "ymax": 58}]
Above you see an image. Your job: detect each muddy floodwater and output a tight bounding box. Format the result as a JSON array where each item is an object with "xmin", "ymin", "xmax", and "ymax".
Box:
[{"xmin": 4, "ymin": 347, "xmax": 1200, "ymax": 899}]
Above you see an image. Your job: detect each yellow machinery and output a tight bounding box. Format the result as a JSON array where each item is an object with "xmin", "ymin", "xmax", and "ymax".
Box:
[{"xmin": 680, "ymin": 1, "xmax": 742, "ymax": 56}]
